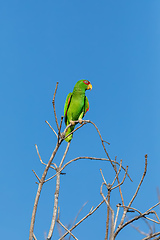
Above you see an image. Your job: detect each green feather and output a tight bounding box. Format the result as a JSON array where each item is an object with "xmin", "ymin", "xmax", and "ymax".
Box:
[{"xmin": 64, "ymin": 80, "xmax": 92, "ymax": 142}]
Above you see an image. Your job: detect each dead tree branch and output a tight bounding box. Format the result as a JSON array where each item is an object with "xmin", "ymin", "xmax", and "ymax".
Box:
[
  {"xmin": 52, "ymin": 82, "xmax": 59, "ymax": 131},
  {"xmin": 30, "ymin": 83, "xmax": 160, "ymax": 240},
  {"xmin": 47, "ymin": 142, "xmax": 71, "ymax": 240},
  {"xmin": 29, "ymin": 143, "xmax": 60, "ymax": 240},
  {"xmin": 57, "ymin": 207, "xmax": 78, "ymax": 240},
  {"xmin": 115, "ymin": 155, "xmax": 148, "ymax": 237},
  {"xmin": 45, "ymin": 120, "xmax": 58, "ymax": 138},
  {"xmin": 141, "ymin": 231, "xmax": 160, "ymax": 240},
  {"xmin": 58, "ymin": 198, "xmax": 107, "ymax": 240}
]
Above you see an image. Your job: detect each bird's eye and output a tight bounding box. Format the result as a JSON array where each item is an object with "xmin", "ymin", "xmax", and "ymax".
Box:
[{"xmin": 83, "ymin": 80, "xmax": 90, "ymax": 85}]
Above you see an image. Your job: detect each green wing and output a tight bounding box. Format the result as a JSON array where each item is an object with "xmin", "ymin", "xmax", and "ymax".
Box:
[
  {"xmin": 84, "ymin": 96, "xmax": 89, "ymax": 116},
  {"xmin": 64, "ymin": 92, "xmax": 72, "ymax": 125}
]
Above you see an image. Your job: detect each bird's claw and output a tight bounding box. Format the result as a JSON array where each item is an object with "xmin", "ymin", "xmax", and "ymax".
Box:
[
  {"xmin": 70, "ymin": 120, "xmax": 75, "ymax": 126},
  {"xmin": 78, "ymin": 118, "xmax": 83, "ymax": 124}
]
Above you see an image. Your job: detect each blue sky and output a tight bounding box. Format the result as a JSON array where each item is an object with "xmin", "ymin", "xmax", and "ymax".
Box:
[{"xmin": 0, "ymin": 0, "xmax": 160, "ymax": 239}]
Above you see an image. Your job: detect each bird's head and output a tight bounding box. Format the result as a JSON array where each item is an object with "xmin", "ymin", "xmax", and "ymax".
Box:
[{"xmin": 74, "ymin": 79, "xmax": 92, "ymax": 92}]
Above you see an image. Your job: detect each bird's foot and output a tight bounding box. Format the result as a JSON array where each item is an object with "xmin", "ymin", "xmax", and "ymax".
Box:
[
  {"xmin": 70, "ymin": 120, "xmax": 75, "ymax": 126},
  {"xmin": 78, "ymin": 118, "xmax": 83, "ymax": 124}
]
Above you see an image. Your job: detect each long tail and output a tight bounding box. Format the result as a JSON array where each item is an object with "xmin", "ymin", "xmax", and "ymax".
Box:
[{"xmin": 65, "ymin": 126, "xmax": 74, "ymax": 142}]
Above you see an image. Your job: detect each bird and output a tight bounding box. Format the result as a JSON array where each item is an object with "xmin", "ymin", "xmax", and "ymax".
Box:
[{"xmin": 64, "ymin": 79, "xmax": 92, "ymax": 142}]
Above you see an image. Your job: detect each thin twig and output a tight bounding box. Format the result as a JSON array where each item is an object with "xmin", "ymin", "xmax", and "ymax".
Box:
[
  {"xmin": 102, "ymin": 139, "xmax": 110, "ymax": 145},
  {"xmin": 84, "ymin": 120, "xmax": 133, "ymax": 183},
  {"xmin": 128, "ymin": 155, "xmax": 147, "ymax": 207},
  {"xmin": 44, "ymin": 173, "xmax": 58, "ymax": 183},
  {"xmin": 111, "ymin": 166, "xmax": 128, "ymax": 190},
  {"xmin": 147, "ymin": 202, "xmax": 160, "ymax": 213},
  {"xmin": 59, "ymin": 198, "xmax": 106, "ymax": 240},
  {"xmin": 59, "ymin": 142, "xmax": 71, "ymax": 167},
  {"xmin": 61, "ymin": 156, "xmax": 131, "ymax": 180},
  {"xmin": 118, "ymin": 205, "xmax": 160, "ymax": 224},
  {"xmin": 114, "ymin": 157, "xmax": 125, "ymax": 206},
  {"xmin": 129, "ymin": 223, "xmax": 148, "ymax": 236},
  {"xmin": 35, "ymin": 144, "xmax": 55, "ymax": 170},
  {"xmin": 115, "ymin": 155, "xmax": 147, "ymax": 237},
  {"xmin": 51, "ymin": 162, "xmax": 58, "ymax": 168},
  {"xmin": 63, "ymin": 122, "xmax": 87, "ymax": 142},
  {"xmin": 111, "ymin": 159, "xmax": 122, "ymax": 187},
  {"xmin": 68, "ymin": 202, "xmax": 88, "ymax": 240},
  {"xmin": 32, "ymin": 170, "xmax": 41, "ymax": 183},
  {"xmin": 52, "ymin": 82, "xmax": 59, "ymax": 131},
  {"xmin": 59, "ymin": 116, "xmax": 64, "ymax": 132},
  {"xmin": 115, "ymin": 212, "xmax": 152, "ymax": 236},
  {"xmin": 85, "ymin": 120, "xmax": 117, "ymax": 171},
  {"xmin": 45, "ymin": 120, "xmax": 58, "ymax": 138},
  {"xmin": 100, "ymin": 169, "xmax": 108, "ymax": 185},
  {"xmin": 142, "ymin": 232, "xmax": 160, "ymax": 240},
  {"xmin": 57, "ymin": 219, "xmax": 78, "ymax": 240},
  {"xmin": 58, "ymin": 116, "xmax": 64, "ymax": 142}
]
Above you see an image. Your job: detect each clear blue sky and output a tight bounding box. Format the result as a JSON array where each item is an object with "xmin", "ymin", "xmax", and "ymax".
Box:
[{"xmin": 0, "ymin": 0, "xmax": 160, "ymax": 239}]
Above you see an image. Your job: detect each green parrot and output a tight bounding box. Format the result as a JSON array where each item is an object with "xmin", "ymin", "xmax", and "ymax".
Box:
[{"xmin": 64, "ymin": 79, "xmax": 92, "ymax": 142}]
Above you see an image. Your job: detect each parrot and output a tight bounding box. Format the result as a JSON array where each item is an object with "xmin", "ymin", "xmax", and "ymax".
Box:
[{"xmin": 64, "ymin": 79, "xmax": 92, "ymax": 142}]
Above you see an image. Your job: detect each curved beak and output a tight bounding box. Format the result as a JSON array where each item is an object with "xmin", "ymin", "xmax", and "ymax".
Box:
[{"xmin": 87, "ymin": 83, "xmax": 92, "ymax": 90}]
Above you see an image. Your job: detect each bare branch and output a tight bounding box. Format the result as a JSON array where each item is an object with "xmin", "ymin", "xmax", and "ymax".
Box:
[
  {"xmin": 141, "ymin": 232, "xmax": 160, "ymax": 240},
  {"xmin": 111, "ymin": 166, "xmax": 128, "ymax": 191},
  {"xmin": 32, "ymin": 170, "xmax": 41, "ymax": 183},
  {"xmin": 35, "ymin": 144, "xmax": 55, "ymax": 170},
  {"xmin": 33, "ymin": 233, "xmax": 37, "ymax": 240},
  {"xmin": 59, "ymin": 142, "xmax": 71, "ymax": 167},
  {"xmin": 83, "ymin": 120, "xmax": 133, "ymax": 182},
  {"xmin": 100, "ymin": 182, "xmax": 114, "ymax": 240},
  {"xmin": 44, "ymin": 173, "xmax": 57, "ymax": 183},
  {"xmin": 114, "ymin": 204, "xmax": 120, "ymax": 231},
  {"xmin": 99, "ymin": 169, "xmax": 111, "ymax": 240},
  {"xmin": 128, "ymin": 155, "xmax": 147, "ymax": 207},
  {"xmin": 115, "ymin": 155, "xmax": 148, "ymax": 237},
  {"xmin": 47, "ymin": 142, "xmax": 71, "ymax": 240},
  {"xmin": 102, "ymin": 139, "xmax": 110, "ymax": 145},
  {"xmin": 119, "ymin": 205, "xmax": 160, "ymax": 224},
  {"xmin": 52, "ymin": 82, "xmax": 59, "ymax": 131},
  {"xmin": 100, "ymin": 169, "xmax": 108, "ymax": 186},
  {"xmin": 29, "ymin": 143, "xmax": 60, "ymax": 240},
  {"xmin": 129, "ymin": 223, "xmax": 148, "ymax": 236},
  {"xmin": 115, "ymin": 212, "xmax": 151, "ymax": 236},
  {"xmin": 63, "ymin": 121, "xmax": 87, "ymax": 142},
  {"xmin": 111, "ymin": 159, "xmax": 122, "ymax": 187},
  {"xmin": 69, "ymin": 201, "xmax": 88, "ymax": 240},
  {"xmin": 59, "ymin": 116, "xmax": 64, "ymax": 132},
  {"xmin": 114, "ymin": 157, "xmax": 125, "ymax": 206},
  {"xmin": 106, "ymin": 191, "xmax": 111, "ymax": 240},
  {"xmin": 147, "ymin": 202, "xmax": 160, "ymax": 213},
  {"xmin": 47, "ymin": 172, "xmax": 60, "ymax": 240},
  {"xmin": 45, "ymin": 120, "xmax": 58, "ymax": 138},
  {"xmin": 57, "ymin": 207, "xmax": 79, "ymax": 240},
  {"xmin": 35, "ymin": 144, "xmax": 43, "ymax": 164},
  {"xmin": 59, "ymin": 198, "xmax": 106, "ymax": 240},
  {"xmin": 57, "ymin": 219, "xmax": 78, "ymax": 240},
  {"xmin": 51, "ymin": 162, "xmax": 58, "ymax": 168},
  {"xmin": 61, "ymin": 156, "xmax": 131, "ymax": 180},
  {"xmin": 114, "ymin": 202, "xmax": 160, "ymax": 238},
  {"xmin": 58, "ymin": 116, "xmax": 64, "ymax": 142}
]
